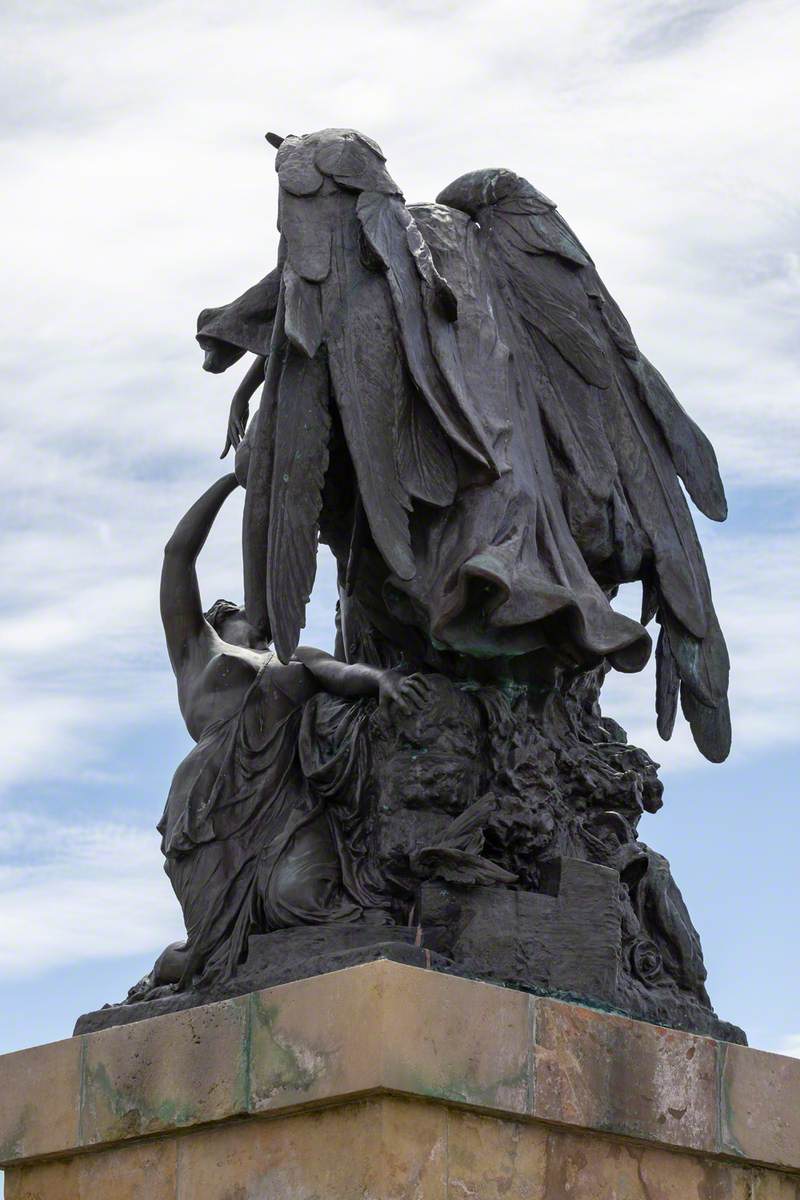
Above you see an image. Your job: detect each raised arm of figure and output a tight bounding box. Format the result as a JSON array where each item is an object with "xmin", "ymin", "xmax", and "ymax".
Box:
[{"xmin": 160, "ymin": 474, "xmax": 240, "ymax": 675}]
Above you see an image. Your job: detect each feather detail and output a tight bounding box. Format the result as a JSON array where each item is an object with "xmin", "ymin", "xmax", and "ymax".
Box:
[
  {"xmin": 242, "ymin": 292, "xmax": 287, "ymax": 636},
  {"xmin": 627, "ymin": 356, "xmax": 728, "ymax": 522},
  {"xmin": 660, "ymin": 605, "xmax": 729, "ymax": 709},
  {"xmin": 356, "ymin": 191, "xmax": 499, "ymax": 472},
  {"xmin": 324, "ymin": 269, "xmax": 416, "ymax": 580},
  {"xmin": 277, "ymin": 143, "xmax": 324, "ymax": 197},
  {"xmin": 283, "ymin": 262, "xmax": 324, "ymax": 358},
  {"xmin": 611, "ymin": 485, "xmax": 648, "ymax": 579},
  {"xmin": 468, "ymin": 179, "xmax": 712, "ymax": 641},
  {"xmin": 266, "ymin": 347, "xmax": 331, "ymax": 662},
  {"xmin": 641, "ymin": 570, "xmax": 659, "ymax": 625},
  {"xmin": 602, "ymin": 378, "xmax": 711, "ymax": 640},
  {"xmin": 402, "ymin": 214, "xmax": 458, "ymax": 320},
  {"xmin": 437, "ymin": 168, "xmax": 589, "ymax": 266},
  {"xmin": 395, "ymin": 377, "xmax": 458, "ymax": 507},
  {"xmin": 409, "ymin": 846, "xmax": 517, "ymax": 885},
  {"xmin": 436, "ymin": 168, "xmax": 555, "ymax": 216},
  {"xmin": 278, "ymin": 191, "xmax": 332, "ymax": 282},
  {"xmin": 439, "ymin": 164, "xmax": 731, "ymax": 760},
  {"xmin": 585, "ymin": 281, "xmax": 638, "ymax": 359},
  {"xmin": 408, "ymin": 796, "xmax": 518, "ymax": 884},
  {"xmin": 490, "ymin": 237, "xmax": 610, "ymax": 387},
  {"xmin": 655, "ymin": 621, "xmax": 680, "ymax": 740},
  {"xmin": 492, "ymin": 207, "xmax": 591, "ymax": 267},
  {"xmin": 314, "ymin": 131, "xmax": 400, "ymax": 194},
  {"xmin": 681, "ymin": 689, "xmax": 731, "ymax": 763}
]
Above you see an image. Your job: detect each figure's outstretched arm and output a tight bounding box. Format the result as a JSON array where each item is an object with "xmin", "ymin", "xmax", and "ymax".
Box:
[
  {"xmin": 292, "ymin": 646, "xmax": 432, "ymax": 715},
  {"xmin": 160, "ymin": 474, "xmax": 239, "ymax": 674},
  {"xmin": 220, "ymin": 355, "xmax": 266, "ymax": 459}
]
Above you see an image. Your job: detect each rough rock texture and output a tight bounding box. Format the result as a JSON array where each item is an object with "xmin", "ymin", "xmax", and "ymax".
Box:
[{"xmin": 77, "ymin": 671, "xmax": 743, "ymax": 1042}]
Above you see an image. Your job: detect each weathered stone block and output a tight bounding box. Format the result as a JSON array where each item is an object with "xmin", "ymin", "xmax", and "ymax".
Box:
[
  {"xmin": 4, "ymin": 1157, "xmax": 81, "ymax": 1200},
  {"xmin": 447, "ymin": 1109, "xmax": 548, "ymax": 1199},
  {"xmin": 379, "ymin": 959, "xmax": 533, "ymax": 1114},
  {"xmin": 4, "ymin": 1140, "xmax": 177, "ymax": 1200},
  {"xmin": 0, "ymin": 1037, "xmax": 81, "ymax": 1165},
  {"xmin": 175, "ymin": 1098, "xmax": 448, "ymax": 1199},
  {"xmin": 2, "ymin": 961, "xmax": 800, "ymax": 1200},
  {"xmin": 533, "ymin": 997, "xmax": 719, "ymax": 1153},
  {"xmin": 248, "ymin": 959, "xmax": 532, "ymax": 1118},
  {"xmin": 80, "ymin": 992, "xmax": 249, "ymax": 1146},
  {"xmin": 750, "ymin": 1171, "xmax": 800, "ymax": 1199},
  {"xmin": 418, "ymin": 858, "xmax": 621, "ymax": 1004},
  {"xmin": 248, "ymin": 962, "xmax": 386, "ymax": 1112},
  {"xmin": 720, "ymin": 1041, "xmax": 800, "ymax": 1171},
  {"xmin": 176, "ymin": 1101, "xmax": 378, "ymax": 1199}
]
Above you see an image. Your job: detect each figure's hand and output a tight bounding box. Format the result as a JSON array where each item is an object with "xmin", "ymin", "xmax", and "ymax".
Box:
[
  {"xmin": 219, "ymin": 355, "xmax": 266, "ymax": 459},
  {"xmin": 379, "ymin": 671, "xmax": 433, "ymax": 717},
  {"xmin": 220, "ymin": 389, "xmax": 250, "ymax": 459}
]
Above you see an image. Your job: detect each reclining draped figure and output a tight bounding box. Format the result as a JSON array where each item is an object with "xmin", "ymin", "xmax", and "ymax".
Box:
[{"xmin": 76, "ymin": 129, "xmax": 744, "ymax": 1045}]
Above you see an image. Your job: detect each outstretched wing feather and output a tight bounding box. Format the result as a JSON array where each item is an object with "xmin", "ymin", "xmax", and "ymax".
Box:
[
  {"xmin": 395, "ymin": 378, "xmax": 458, "ymax": 507},
  {"xmin": 242, "ymin": 292, "xmax": 287, "ymax": 636},
  {"xmin": 655, "ymin": 622, "xmax": 680, "ymax": 740},
  {"xmin": 681, "ymin": 689, "xmax": 731, "ymax": 764},
  {"xmin": 323, "ymin": 267, "xmax": 416, "ymax": 580},
  {"xmin": 283, "ymin": 262, "xmax": 324, "ymax": 358},
  {"xmin": 266, "ymin": 346, "xmax": 331, "ymax": 662},
  {"xmin": 356, "ymin": 191, "xmax": 498, "ymax": 472},
  {"xmin": 604, "ymin": 375, "xmax": 710, "ymax": 638},
  {"xmin": 627, "ymin": 355, "xmax": 727, "ymax": 521},
  {"xmin": 660, "ymin": 604, "xmax": 729, "ymax": 709},
  {"xmin": 437, "ymin": 165, "xmax": 731, "ymax": 761},
  {"xmin": 492, "ymin": 206, "xmax": 591, "ymax": 266}
]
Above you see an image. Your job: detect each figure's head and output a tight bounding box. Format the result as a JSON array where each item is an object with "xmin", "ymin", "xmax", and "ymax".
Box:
[{"xmin": 204, "ymin": 599, "xmax": 270, "ymax": 651}]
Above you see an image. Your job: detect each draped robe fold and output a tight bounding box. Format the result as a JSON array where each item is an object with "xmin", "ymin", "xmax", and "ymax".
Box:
[{"xmin": 158, "ymin": 666, "xmax": 381, "ymax": 987}]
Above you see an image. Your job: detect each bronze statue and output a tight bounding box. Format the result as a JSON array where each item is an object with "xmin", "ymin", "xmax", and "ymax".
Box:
[
  {"xmin": 76, "ymin": 130, "xmax": 743, "ymax": 1044},
  {"xmin": 140, "ymin": 472, "xmax": 430, "ymax": 996},
  {"xmin": 203, "ymin": 128, "xmax": 729, "ymax": 762}
]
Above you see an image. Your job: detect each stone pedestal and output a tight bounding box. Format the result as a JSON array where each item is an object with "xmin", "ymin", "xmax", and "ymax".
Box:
[{"xmin": 2, "ymin": 961, "xmax": 798, "ymax": 1198}]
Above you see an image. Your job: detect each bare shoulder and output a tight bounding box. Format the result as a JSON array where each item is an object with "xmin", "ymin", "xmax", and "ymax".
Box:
[
  {"xmin": 177, "ymin": 642, "xmax": 260, "ymax": 738},
  {"xmin": 203, "ymin": 647, "xmax": 261, "ymax": 690},
  {"xmin": 264, "ymin": 659, "xmax": 318, "ymax": 706}
]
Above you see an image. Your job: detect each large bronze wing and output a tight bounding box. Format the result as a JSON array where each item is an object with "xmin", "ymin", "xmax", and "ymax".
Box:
[
  {"xmin": 238, "ymin": 131, "xmax": 512, "ymax": 661},
  {"xmin": 436, "ymin": 168, "xmax": 730, "ymax": 762}
]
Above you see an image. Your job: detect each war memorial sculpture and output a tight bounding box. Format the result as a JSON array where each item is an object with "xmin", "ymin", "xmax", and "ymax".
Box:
[
  {"xmin": 12, "ymin": 126, "xmax": 800, "ymax": 1200},
  {"xmin": 73, "ymin": 128, "xmax": 743, "ymax": 1044}
]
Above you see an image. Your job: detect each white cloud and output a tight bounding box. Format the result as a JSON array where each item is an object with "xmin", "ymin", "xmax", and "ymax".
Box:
[
  {"xmin": 0, "ymin": 817, "xmax": 182, "ymax": 979},
  {"xmin": 777, "ymin": 1034, "xmax": 800, "ymax": 1059}
]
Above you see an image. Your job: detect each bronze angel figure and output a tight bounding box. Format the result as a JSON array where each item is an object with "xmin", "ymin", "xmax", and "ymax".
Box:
[{"xmin": 196, "ymin": 128, "xmax": 730, "ymax": 764}]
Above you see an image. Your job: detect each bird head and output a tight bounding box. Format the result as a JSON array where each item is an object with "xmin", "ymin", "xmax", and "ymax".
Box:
[{"xmin": 264, "ymin": 128, "xmax": 399, "ymax": 197}]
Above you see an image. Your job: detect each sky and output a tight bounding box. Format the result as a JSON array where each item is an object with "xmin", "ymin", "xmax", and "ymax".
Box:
[{"xmin": 0, "ymin": 0, "xmax": 798, "ymax": 1063}]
